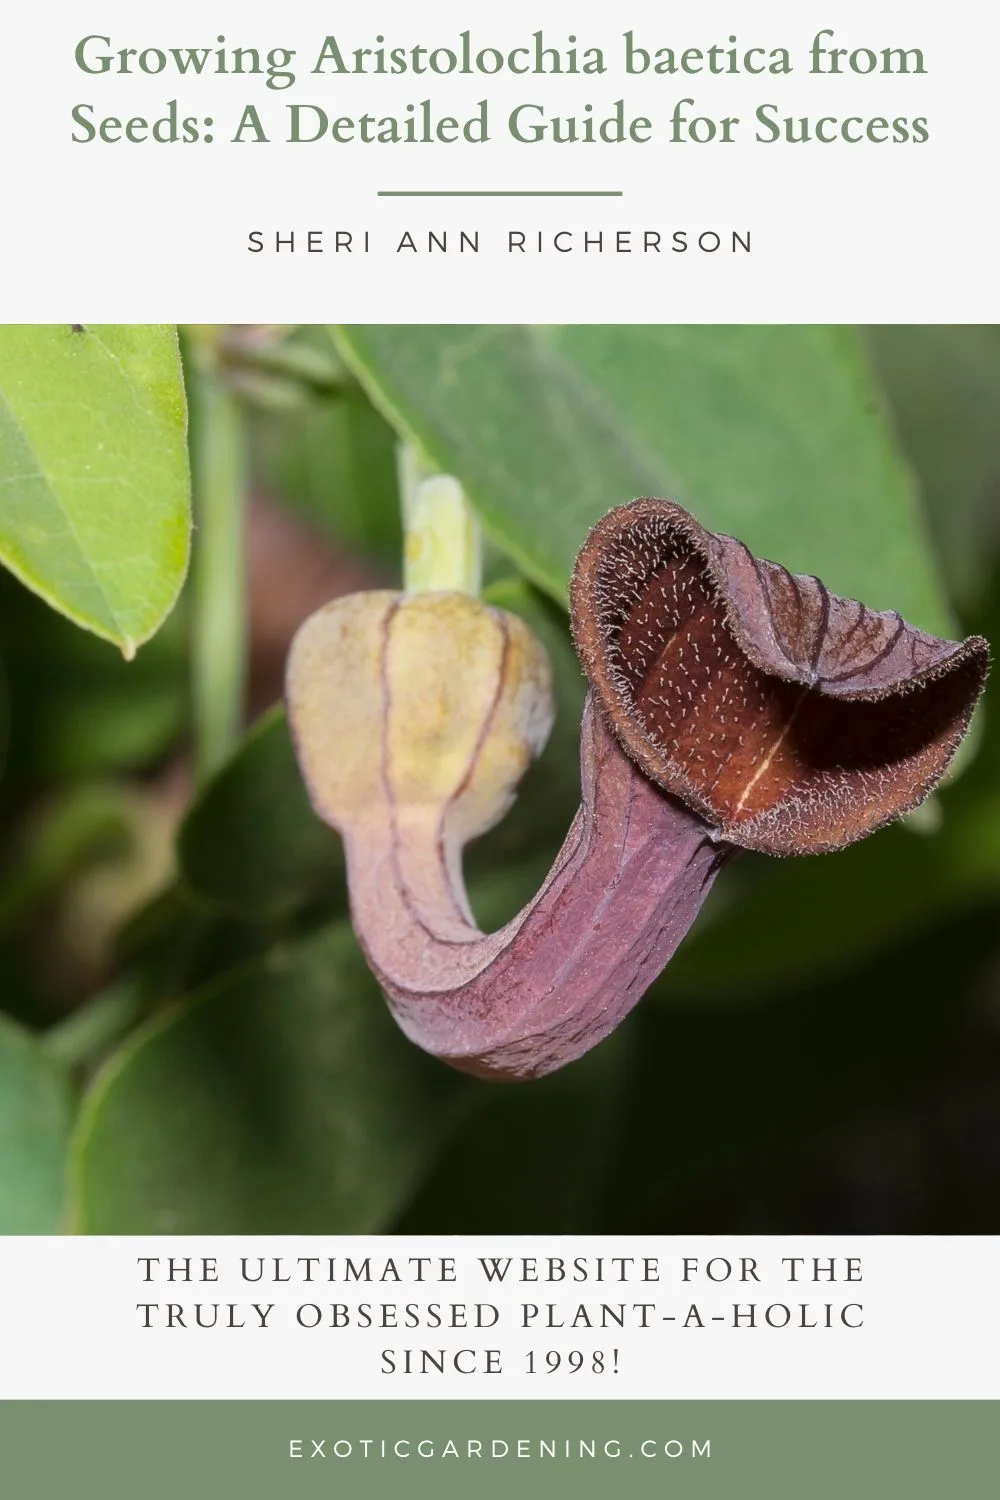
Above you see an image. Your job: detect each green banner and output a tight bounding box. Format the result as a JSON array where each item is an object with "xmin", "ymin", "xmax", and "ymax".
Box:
[{"xmin": 1, "ymin": 1401, "xmax": 996, "ymax": 1498}]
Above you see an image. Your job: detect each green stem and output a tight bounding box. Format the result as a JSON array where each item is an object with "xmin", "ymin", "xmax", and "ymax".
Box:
[{"xmin": 190, "ymin": 363, "xmax": 248, "ymax": 785}]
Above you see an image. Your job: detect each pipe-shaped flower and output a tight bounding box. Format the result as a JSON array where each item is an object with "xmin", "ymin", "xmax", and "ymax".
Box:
[{"xmin": 287, "ymin": 500, "xmax": 989, "ymax": 1080}]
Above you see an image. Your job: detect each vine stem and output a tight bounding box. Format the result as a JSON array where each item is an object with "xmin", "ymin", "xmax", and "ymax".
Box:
[{"xmin": 190, "ymin": 356, "xmax": 248, "ymax": 785}]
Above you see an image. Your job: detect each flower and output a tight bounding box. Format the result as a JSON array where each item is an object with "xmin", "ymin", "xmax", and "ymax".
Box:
[{"xmin": 287, "ymin": 500, "xmax": 989, "ymax": 1080}]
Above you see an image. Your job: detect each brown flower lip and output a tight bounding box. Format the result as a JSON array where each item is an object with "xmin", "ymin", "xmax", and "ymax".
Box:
[{"xmin": 571, "ymin": 499, "xmax": 990, "ymax": 856}]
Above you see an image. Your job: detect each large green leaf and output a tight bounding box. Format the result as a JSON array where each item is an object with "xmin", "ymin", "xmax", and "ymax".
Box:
[
  {"xmin": 0, "ymin": 1013, "xmax": 74, "ymax": 1232},
  {"xmin": 336, "ymin": 325, "xmax": 953, "ymax": 637},
  {"xmin": 0, "ymin": 325, "xmax": 190, "ymax": 655},
  {"xmin": 69, "ymin": 922, "xmax": 468, "ymax": 1232}
]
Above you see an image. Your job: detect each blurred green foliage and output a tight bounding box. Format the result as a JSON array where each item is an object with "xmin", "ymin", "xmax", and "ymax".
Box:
[{"xmin": 0, "ymin": 324, "xmax": 996, "ymax": 1234}]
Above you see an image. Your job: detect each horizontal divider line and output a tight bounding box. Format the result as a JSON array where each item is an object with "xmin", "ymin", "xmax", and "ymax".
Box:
[{"xmin": 376, "ymin": 190, "xmax": 624, "ymax": 198}]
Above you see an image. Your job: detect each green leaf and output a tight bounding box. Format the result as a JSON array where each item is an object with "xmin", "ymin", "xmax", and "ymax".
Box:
[
  {"xmin": 115, "ymin": 886, "xmax": 277, "ymax": 1016},
  {"xmin": 0, "ymin": 1013, "xmax": 74, "ymax": 1232},
  {"xmin": 336, "ymin": 325, "xmax": 954, "ymax": 637},
  {"xmin": 866, "ymin": 325, "xmax": 1000, "ymax": 609},
  {"xmin": 0, "ymin": 325, "xmax": 191, "ymax": 656},
  {"xmin": 69, "ymin": 922, "xmax": 467, "ymax": 1232},
  {"xmin": 177, "ymin": 705, "xmax": 344, "ymax": 921}
]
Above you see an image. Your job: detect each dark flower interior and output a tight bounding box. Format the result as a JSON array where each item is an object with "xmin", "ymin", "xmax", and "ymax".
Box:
[{"xmin": 571, "ymin": 500, "xmax": 990, "ymax": 855}]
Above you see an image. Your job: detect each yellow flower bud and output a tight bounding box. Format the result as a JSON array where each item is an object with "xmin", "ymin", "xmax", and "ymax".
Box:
[{"xmin": 286, "ymin": 590, "xmax": 554, "ymax": 848}]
